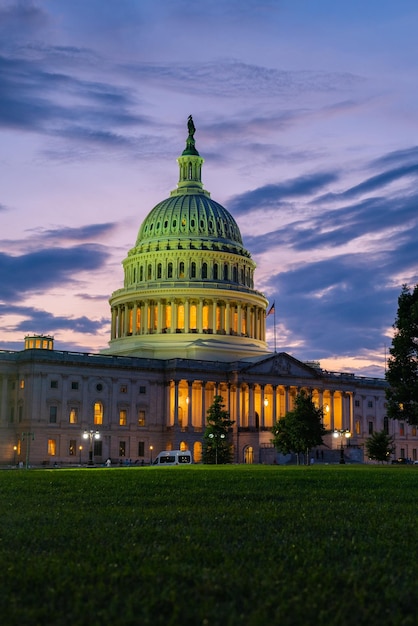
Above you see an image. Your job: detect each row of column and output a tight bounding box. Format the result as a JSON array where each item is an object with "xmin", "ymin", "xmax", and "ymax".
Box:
[
  {"xmin": 111, "ymin": 299, "xmax": 266, "ymax": 342},
  {"xmin": 167, "ymin": 380, "xmax": 353, "ymax": 432}
]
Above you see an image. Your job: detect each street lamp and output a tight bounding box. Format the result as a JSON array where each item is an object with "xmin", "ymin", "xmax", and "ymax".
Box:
[
  {"xmin": 149, "ymin": 445, "xmax": 153, "ymax": 465},
  {"xmin": 83, "ymin": 430, "xmax": 100, "ymax": 465},
  {"xmin": 333, "ymin": 429, "xmax": 351, "ymax": 464},
  {"xmin": 13, "ymin": 445, "xmax": 17, "ymax": 466},
  {"xmin": 208, "ymin": 432, "xmax": 225, "ymax": 465},
  {"xmin": 78, "ymin": 445, "xmax": 83, "ymax": 465}
]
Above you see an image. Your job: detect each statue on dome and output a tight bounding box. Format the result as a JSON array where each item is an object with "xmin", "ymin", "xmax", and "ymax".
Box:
[{"xmin": 187, "ymin": 115, "xmax": 196, "ymax": 139}]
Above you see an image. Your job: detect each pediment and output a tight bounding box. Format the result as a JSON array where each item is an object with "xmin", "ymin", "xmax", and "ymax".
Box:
[{"xmin": 238, "ymin": 352, "xmax": 320, "ymax": 379}]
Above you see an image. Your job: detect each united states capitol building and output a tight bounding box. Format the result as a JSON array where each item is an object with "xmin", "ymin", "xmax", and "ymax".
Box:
[{"xmin": 0, "ymin": 119, "xmax": 414, "ymax": 466}]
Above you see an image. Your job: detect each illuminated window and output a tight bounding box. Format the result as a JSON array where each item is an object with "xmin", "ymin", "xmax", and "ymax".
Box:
[
  {"xmin": 94, "ymin": 402, "xmax": 103, "ymax": 425},
  {"xmin": 48, "ymin": 439, "xmax": 56, "ymax": 456},
  {"xmin": 49, "ymin": 406, "xmax": 57, "ymax": 424},
  {"xmin": 179, "ymin": 262, "xmax": 185, "ymax": 278},
  {"xmin": 190, "ymin": 304, "xmax": 197, "ymax": 330},
  {"xmin": 69, "ymin": 407, "xmax": 78, "ymax": 424},
  {"xmin": 177, "ymin": 304, "xmax": 184, "ymax": 330},
  {"xmin": 355, "ymin": 420, "xmax": 361, "ymax": 434},
  {"xmin": 119, "ymin": 410, "xmax": 127, "ymax": 426},
  {"xmin": 69, "ymin": 440, "xmax": 76, "ymax": 456},
  {"xmin": 20, "ymin": 380, "xmax": 25, "ymax": 389},
  {"xmin": 120, "ymin": 385, "xmax": 128, "ymax": 393},
  {"xmin": 138, "ymin": 410, "xmax": 145, "ymax": 427},
  {"xmin": 400, "ymin": 423, "xmax": 405, "ymax": 436}
]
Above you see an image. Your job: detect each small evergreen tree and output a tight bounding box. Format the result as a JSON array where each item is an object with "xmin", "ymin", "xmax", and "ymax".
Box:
[
  {"xmin": 386, "ymin": 284, "xmax": 418, "ymax": 425},
  {"xmin": 202, "ymin": 395, "xmax": 234, "ymax": 464},
  {"xmin": 365, "ymin": 430, "xmax": 394, "ymax": 463},
  {"xmin": 271, "ymin": 390, "xmax": 326, "ymax": 465}
]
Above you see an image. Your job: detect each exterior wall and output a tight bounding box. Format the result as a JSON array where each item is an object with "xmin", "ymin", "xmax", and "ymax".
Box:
[{"xmin": 1, "ymin": 348, "xmax": 416, "ymax": 467}]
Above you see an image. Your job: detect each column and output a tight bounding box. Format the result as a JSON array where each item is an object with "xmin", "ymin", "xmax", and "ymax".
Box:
[
  {"xmin": 212, "ymin": 300, "xmax": 217, "ymax": 333},
  {"xmin": 201, "ymin": 382, "xmax": 206, "ymax": 428},
  {"xmin": 186, "ymin": 381, "xmax": 192, "ymax": 428},
  {"xmin": 248, "ymin": 384, "xmax": 255, "ymax": 428},
  {"xmin": 173, "ymin": 381, "xmax": 179, "ymax": 427},
  {"xmin": 198, "ymin": 299, "xmax": 203, "ymax": 333},
  {"xmin": 185, "ymin": 300, "xmax": 190, "ymax": 334},
  {"xmin": 261, "ymin": 385, "xmax": 265, "ymax": 428}
]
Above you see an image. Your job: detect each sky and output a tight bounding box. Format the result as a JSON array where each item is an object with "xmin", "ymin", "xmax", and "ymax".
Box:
[{"xmin": 1, "ymin": 0, "xmax": 417, "ymax": 378}]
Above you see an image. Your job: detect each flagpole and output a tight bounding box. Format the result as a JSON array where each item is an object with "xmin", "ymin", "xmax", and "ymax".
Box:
[{"xmin": 273, "ymin": 306, "xmax": 277, "ymax": 353}]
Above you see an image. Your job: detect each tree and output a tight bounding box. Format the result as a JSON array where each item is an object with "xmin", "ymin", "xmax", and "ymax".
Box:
[
  {"xmin": 386, "ymin": 284, "xmax": 418, "ymax": 425},
  {"xmin": 365, "ymin": 430, "xmax": 395, "ymax": 463},
  {"xmin": 271, "ymin": 390, "xmax": 326, "ymax": 465},
  {"xmin": 202, "ymin": 395, "xmax": 235, "ymax": 464}
]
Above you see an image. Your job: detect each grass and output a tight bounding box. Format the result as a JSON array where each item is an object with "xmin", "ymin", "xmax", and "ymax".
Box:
[{"xmin": 0, "ymin": 465, "xmax": 417, "ymax": 626}]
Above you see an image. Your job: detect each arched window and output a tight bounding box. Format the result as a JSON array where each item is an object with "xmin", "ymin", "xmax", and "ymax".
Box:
[
  {"xmin": 157, "ymin": 263, "xmax": 162, "ymax": 279},
  {"xmin": 233, "ymin": 266, "xmax": 238, "ymax": 282},
  {"xmin": 202, "ymin": 263, "xmax": 208, "ymax": 279},
  {"xmin": 190, "ymin": 262, "xmax": 196, "ymax": 278},
  {"xmin": 179, "ymin": 262, "xmax": 185, "ymax": 278},
  {"xmin": 223, "ymin": 263, "xmax": 228, "ymax": 280},
  {"xmin": 94, "ymin": 402, "xmax": 103, "ymax": 425},
  {"xmin": 168, "ymin": 262, "xmax": 173, "ymax": 278},
  {"xmin": 147, "ymin": 264, "xmax": 152, "ymax": 280},
  {"xmin": 188, "ymin": 163, "xmax": 193, "ymax": 180},
  {"xmin": 213, "ymin": 263, "xmax": 218, "ymax": 280},
  {"xmin": 139, "ymin": 266, "xmax": 143, "ymax": 282}
]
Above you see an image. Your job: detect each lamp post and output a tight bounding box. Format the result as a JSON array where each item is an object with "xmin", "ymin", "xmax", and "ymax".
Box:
[
  {"xmin": 149, "ymin": 445, "xmax": 153, "ymax": 465},
  {"xmin": 83, "ymin": 430, "xmax": 100, "ymax": 465},
  {"xmin": 78, "ymin": 445, "xmax": 83, "ymax": 465},
  {"xmin": 13, "ymin": 445, "xmax": 17, "ymax": 466},
  {"xmin": 333, "ymin": 429, "xmax": 351, "ymax": 464},
  {"xmin": 208, "ymin": 432, "xmax": 225, "ymax": 465}
]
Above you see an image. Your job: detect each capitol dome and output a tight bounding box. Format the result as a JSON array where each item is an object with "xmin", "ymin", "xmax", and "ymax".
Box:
[{"xmin": 104, "ymin": 117, "xmax": 269, "ymax": 361}]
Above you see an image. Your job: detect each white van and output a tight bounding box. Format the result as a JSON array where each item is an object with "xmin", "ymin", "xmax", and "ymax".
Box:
[{"xmin": 152, "ymin": 450, "xmax": 193, "ymax": 466}]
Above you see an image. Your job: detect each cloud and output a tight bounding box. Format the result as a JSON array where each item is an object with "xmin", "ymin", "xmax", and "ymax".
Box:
[
  {"xmin": 0, "ymin": 303, "xmax": 108, "ymax": 335},
  {"xmin": 228, "ymin": 172, "xmax": 340, "ymax": 215},
  {"xmin": 0, "ymin": 244, "xmax": 110, "ymax": 301}
]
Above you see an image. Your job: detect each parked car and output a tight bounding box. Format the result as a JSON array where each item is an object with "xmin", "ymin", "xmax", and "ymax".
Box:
[{"xmin": 391, "ymin": 458, "xmax": 409, "ymax": 464}]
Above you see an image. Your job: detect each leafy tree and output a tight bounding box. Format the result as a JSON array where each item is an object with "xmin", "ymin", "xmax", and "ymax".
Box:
[
  {"xmin": 271, "ymin": 390, "xmax": 326, "ymax": 465},
  {"xmin": 386, "ymin": 284, "xmax": 418, "ymax": 425},
  {"xmin": 202, "ymin": 395, "xmax": 235, "ymax": 464},
  {"xmin": 365, "ymin": 430, "xmax": 395, "ymax": 463}
]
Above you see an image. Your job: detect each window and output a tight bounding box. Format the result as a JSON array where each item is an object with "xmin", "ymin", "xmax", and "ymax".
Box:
[
  {"xmin": 190, "ymin": 262, "xmax": 196, "ymax": 278},
  {"xmin": 354, "ymin": 400, "xmax": 360, "ymax": 407},
  {"xmin": 223, "ymin": 264, "xmax": 228, "ymax": 280},
  {"xmin": 383, "ymin": 416, "xmax": 389, "ymax": 434},
  {"xmin": 179, "ymin": 261, "xmax": 185, "ymax": 278},
  {"xmin": 119, "ymin": 441, "xmax": 126, "ymax": 457},
  {"xmin": 368, "ymin": 421, "xmax": 373, "ymax": 435},
  {"xmin": 120, "ymin": 385, "xmax": 128, "ymax": 393},
  {"xmin": 157, "ymin": 263, "xmax": 162, "ymax": 279},
  {"xmin": 147, "ymin": 264, "xmax": 152, "ymax": 280},
  {"xmin": 138, "ymin": 410, "xmax": 145, "ymax": 427},
  {"xmin": 94, "ymin": 402, "xmax": 103, "ymax": 425},
  {"xmin": 48, "ymin": 439, "xmax": 56, "ymax": 456},
  {"xmin": 400, "ymin": 423, "xmax": 405, "ymax": 436},
  {"xmin": 168, "ymin": 262, "xmax": 173, "ymax": 278},
  {"xmin": 139, "ymin": 386, "xmax": 146, "ymax": 395},
  {"xmin": 20, "ymin": 379, "xmax": 25, "ymax": 389},
  {"xmin": 368, "ymin": 400, "xmax": 373, "ymax": 408},
  {"xmin": 18, "ymin": 405, "xmax": 23, "ymax": 423},
  {"xmin": 69, "ymin": 440, "xmax": 76, "ymax": 456},
  {"xmin": 355, "ymin": 420, "xmax": 361, "ymax": 434},
  {"xmin": 94, "ymin": 440, "xmax": 102, "ymax": 457},
  {"xmin": 71, "ymin": 381, "xmax": 79, "ymax": 390},
  {"xmin": 119, "ymin": 409, "xmax": 127, "ymax": 426},
  {"xmin": 69, "ymin": 407, "xmax": 78, "ymax": 424},
  {"xmin": 412, "ymin": 426, "xmax": 417, "ymax": 437},
  {"xmin": 49, "ymin": 406, "xmax": 57, "ymax": 424},
  {"xmin": 96, "ymin": 383, "xmax": 103, "ymax": 392},
  {"xmin": 202, "ymin": 263, "xmax": 208, "ymax": 279},
  {"xmin": 50, "ymin": 380, "xmax": 58, "ymax": 389},
  {"xmin": 138, "ymin": 442, "xmax": 145, "ymax": 457}
]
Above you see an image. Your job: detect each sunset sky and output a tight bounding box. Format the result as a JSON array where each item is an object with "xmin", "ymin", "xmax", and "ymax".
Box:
[{"xmin": 1, "ymin": 0, "xmax": 417, "ymax": 377}]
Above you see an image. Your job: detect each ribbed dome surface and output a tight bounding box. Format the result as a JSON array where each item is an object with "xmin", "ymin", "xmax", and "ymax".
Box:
[{"xmin": 136, "ymin": 194, "xmax": 244, "ymax": 248}]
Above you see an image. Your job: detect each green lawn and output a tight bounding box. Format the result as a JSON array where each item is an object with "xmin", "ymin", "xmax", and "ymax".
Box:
[{"xmin": 0, "ymin": 465, "xmax": 417, "ymax": 626}]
